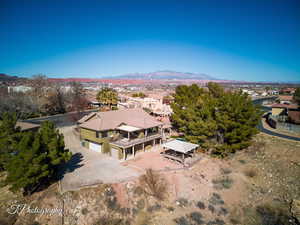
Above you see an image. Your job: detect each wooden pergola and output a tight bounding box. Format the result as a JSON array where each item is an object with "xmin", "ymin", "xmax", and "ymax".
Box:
[{"xmin": 161, "ymin": 139, "xmax": 199, "ymax": 164}]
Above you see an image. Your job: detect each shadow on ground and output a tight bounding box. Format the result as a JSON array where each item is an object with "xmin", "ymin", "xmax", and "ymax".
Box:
[{"xmin": 57, "ymin": 152, "xmax": 84, "ymax": 180}]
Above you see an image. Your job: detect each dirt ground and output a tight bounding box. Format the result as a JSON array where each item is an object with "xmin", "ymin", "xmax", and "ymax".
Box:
[{"xmin": 1, "ymin": 133, "xmax": 299, "ymax": 225}]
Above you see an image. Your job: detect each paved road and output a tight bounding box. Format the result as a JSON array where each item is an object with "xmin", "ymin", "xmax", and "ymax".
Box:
[
  {"xmin": 257, "ymin": 120, "xmax": 300, "ymax": 142},
  {"xmin": 253, "ymin": 97, "xmax": 300, "ymax": 142},
  {"xmin": 59, "ymin": 126, "xmax": 140, "ymax": 192}
]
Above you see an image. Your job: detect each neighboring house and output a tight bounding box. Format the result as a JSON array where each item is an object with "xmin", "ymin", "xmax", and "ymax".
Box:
[
  {"xmin": 16, "ymin": 121, "xmax": 40, "ymax": 132},
  {"xmin": 280, "ymin": 88, "xmax": 296, "ymax": 95},
  {"xmin": 118, "ymin": 97, "xmax": 173, "ymax": 116},
  {"xmin": 78, "ymin": 108, "xmax": 164, "ymax": 160},
  {"xmin": 278, "ymin": 95, "xmax": 294, "ymax": 104},
  {"xmin": 288, "ymin": 111, "xmax": 300, "ymax": 124},
  {"xmin": 271, "ymin": 104, "xmax": 298, "ymax": 117}
]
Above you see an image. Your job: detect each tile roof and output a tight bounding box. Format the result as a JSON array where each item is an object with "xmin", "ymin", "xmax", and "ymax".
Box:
[
  {"xmin": 271, "ymin": 104, "xmax": 298, "ymax": 109},
  {"xmin": 289, "ymin": 111, "xmax": 300, "ymax": 124},
  {"xmin": 79, "ymin": 108, "xmax": 163, "ymax": 131},
  {"xmin": 279, "ymin": 95, "xmax": 293, "ymax": 101}
]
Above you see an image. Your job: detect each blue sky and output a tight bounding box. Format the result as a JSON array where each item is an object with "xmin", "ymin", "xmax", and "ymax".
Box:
[{"xmin": 0, "ymin": 0, "xmax": 299, "ymax": 82}]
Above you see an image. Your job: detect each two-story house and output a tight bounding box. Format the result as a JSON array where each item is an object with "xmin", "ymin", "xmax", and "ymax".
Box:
[{"xmin": 78, "ymin": 108, "xmax": 164, "ymax": 160}]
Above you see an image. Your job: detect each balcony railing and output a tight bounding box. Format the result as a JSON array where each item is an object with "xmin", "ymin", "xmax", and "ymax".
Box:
[{"xmin": 111, "ymin": 132, "xmax": 162, "ymax": 148}]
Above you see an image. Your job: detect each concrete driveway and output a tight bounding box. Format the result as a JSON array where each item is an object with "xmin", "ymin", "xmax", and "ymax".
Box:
[{"xmin": 59, "ymin": 126, "xmax": 140, "ymax": 192}]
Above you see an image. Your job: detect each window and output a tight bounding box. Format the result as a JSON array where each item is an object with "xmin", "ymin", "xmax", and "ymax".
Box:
[
  {"xmin": 96, "ymin": 132, "xmax": 100, "ymax": 138},
  {"xmin": 102, "ymin": 131, "xmax": 108, "ymax": 138}
]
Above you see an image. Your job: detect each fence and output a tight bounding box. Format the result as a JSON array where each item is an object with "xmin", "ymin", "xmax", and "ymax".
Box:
[{"xmin": 267, "ymin": 115, "xmax": 300, "ymax": 133}]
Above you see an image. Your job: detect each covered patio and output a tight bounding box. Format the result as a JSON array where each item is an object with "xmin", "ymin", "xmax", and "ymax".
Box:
[{"xmin": 161, "ymin": 139, "xmax": 199, "ymax": 165}]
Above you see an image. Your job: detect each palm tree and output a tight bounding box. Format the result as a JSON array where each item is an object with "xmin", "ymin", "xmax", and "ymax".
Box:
[{"xmin": 96, "ymin": 88, "xmax": 118, "ymax": 110}]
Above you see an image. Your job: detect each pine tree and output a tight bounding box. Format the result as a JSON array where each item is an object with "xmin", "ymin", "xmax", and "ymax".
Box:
[
  {"xmin": 5, "ymin": 120, "xmax": 72, "ymax": 194},
  {"xmin": 171, "ymin": 83, "xmax": 261, "ymax": 157},
  {"xmin": 0, "ymin": 112, "xmax": 21, "ymax": 170}
]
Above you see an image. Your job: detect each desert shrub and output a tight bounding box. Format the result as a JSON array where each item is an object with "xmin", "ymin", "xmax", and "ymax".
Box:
[
  {"xmin": 135, "ymin": 211, "xmax": 151, "ymax": 225},
  {"xmin": 119, "ymin": 207, "xmax": 130, "ymax": 215},
  {"xmin": 220, "ymin": 167, "xmax": 232, "ymax": 175},
  {"xmin": 244, "ymin": 168, "xmax": 257, "ymax": 178},
  {"xmin": 176, "ymin": 198, "xmax": 189, "ymax": 207},
  {"xmin": 229, "ymin": 218, "xmax": 240, "ymax": 224},
  {"xmin": 133, "ymin": 186, "xmax": 144, "ymax": 196},
  {"xmin": 139, "ymin": 168, "xmax": 167, "ymax": 200},
  {"xmin": 208, "ymin": 204, "xmax": 215, "ymax": 213},
  {"xmin": 189, "ymin": 212, "xmax": 204, "ymax": 224},
  {"xmin": 132, "ymin": 208, "xmax": 139, "ymax": 216},
  {"xmin": 238, "ymin": 159, "xmax": 246, "ymax": 164},
  {"xmin": 212, "ymin": 176, "xmax": 233, "ymax": 190},
  {"xmin": 81, "ymin": 207, "xmax": 88, "ymax": 215},
  {"xmin": 196, "ymin": 201, "xmax": 205, "ymax": 209},
  {"xmin": 174, "ymin": 216, "xmax": 190, "ymax": 225},
  {"xmin": 137, "ymin": 199, "xmax": 145, "ymax": 210},
  {"xmin": 206, "ymin": 218, "xmax": 225, "ymax": 225},
  {"xmin": 167, "ymin": 206, "xmax": 175, "ymax": 212},
  {"xmin": 105, "ymin": 196, "xmax": 119, "ymax": 211},
  {"xmin": 209, "ymin": 193, "xmax": 224, "ymax": 205},
  {"xmin": 147, "ymin": 203, "xmax": 161, "ymax": 212},
  {"xmin": 218, "ymin": 207, "xmax": 228, "ymax": 216},
  {"xmin": 256, "ymin": 204, "xmax": 293, "ymax": 225},
  {"xmin": 94, "ymin": 217, "xmax": 128, "ymax": 225}
]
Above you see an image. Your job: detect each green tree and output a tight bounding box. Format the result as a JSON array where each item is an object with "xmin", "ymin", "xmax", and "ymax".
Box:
[
  {"xmin": 132, "ymin": 92, "xmax": 147, "ymax": 98},
  {"xmin": 171, "ymin": 83, "xmax": 261, "ymax": 157},
  {"xmin": 0, "ymin": 112, "xmax": 21, "ymax": 170},
  {"xmin": 96, "ymin": 88, "xmax": 118, "ymax": 110},
  {"xmin": 293, "ymin": 87, "xmax": 300, "ymax": 105},
  {"xmin": 5, "ymin": 121, "xmax": 72, "ymax": 195}
]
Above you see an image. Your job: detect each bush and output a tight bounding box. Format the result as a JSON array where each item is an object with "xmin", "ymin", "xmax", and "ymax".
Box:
[
  {"xmin": 135, "ymin": 211, "xmax": 151, "ymax": 225},
  {"xmin": 174, "ymin": 216, "xmax": 190, "ymax": 225},
  {"xmin": 209, "ymin": 193, "xmax": 224, "ymax": 205},
  {"xmin": 207, "ymin": 218, "xmax": 225, "ymax": 225},
  {"xmin": 212, "ymin": 176, "xmax": 233, "ymax": 190},
  {"xmin": 81, "ymin": 207, "xmax": 88, "ymax": 215},
  {"xmin": 218, "ymin": 207, "xmax": 228, "ymax": 216},
  {"xmin": 244, "ymin": 168, "xmax": 257, "ymax": 178},
  {"xmin": 196, "ymin": 201, "xmax": 205, "ymax": 209},
  {"xmin": 167, "ymin": 206, "xmax": 175, "ymax": 212},
  {"xmin": 176, "ymin": 198, "xmax": 189, "ymax": 207},
  {"xmin": 208, "ymin": 204, "xmax": 215, "ymax": 213},
  {"xmin": 220, "ymin": 167, "xmax": 232, "ymax": 175},
  {"xmin": 139, "ymin": 169, "xmax": 167, "ymax": 200},
  {"xmin": 147, "ymin": 203, "xmax": 161, "ymax": 212},
  {"xmin": 256, "ymin": 204, "xmax": 293, "ymax": 225},
  {"xmin": 189, "ymin": 212, "xmax": 204, "ymax": 224},
  {"xmin": 239, "ymin": 159, "xmax": 246, "ymax": 164},
  {"xmin": 136, "ymin": 199, "xmax": 145, "ymax": 210}
]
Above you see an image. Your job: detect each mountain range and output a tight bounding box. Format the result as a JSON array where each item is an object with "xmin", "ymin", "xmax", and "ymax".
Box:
[{"xmin": 106, "ymin": 70, "xmax": 217, "ymax": 80}]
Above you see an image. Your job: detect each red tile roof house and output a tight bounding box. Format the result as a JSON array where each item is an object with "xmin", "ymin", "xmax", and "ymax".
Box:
[{"xmin": 78, "ymin": 108, "xmax": 164, "ymax": 160}]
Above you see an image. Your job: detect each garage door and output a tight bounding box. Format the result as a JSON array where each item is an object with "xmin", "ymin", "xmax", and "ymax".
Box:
[
  {"xmin": 111, "ymin": 147, "xmax": 120, "ymax": 159},
  {"xmin": 89, "ymin": 142, "xmax": 102, "ymax": 153}
]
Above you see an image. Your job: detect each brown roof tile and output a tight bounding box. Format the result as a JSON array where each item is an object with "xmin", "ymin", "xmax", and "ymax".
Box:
[{"xmin": 79, "ymin": 108, "xmax": 163, "ymax": 131}]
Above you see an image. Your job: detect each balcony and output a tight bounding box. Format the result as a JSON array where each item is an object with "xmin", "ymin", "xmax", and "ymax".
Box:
[{"xmin": 111, "ymin": 132, "xmax": 162, "ymax": 148}]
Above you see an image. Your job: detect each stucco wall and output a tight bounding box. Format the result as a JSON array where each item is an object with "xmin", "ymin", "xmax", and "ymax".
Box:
[
  {"xmin": 80, "ymin": 128, "xmax": 104, "ymax": 144},
  {"xmin": 272, "ymin": 108, "xmax": 284, "ymax": 116}
]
